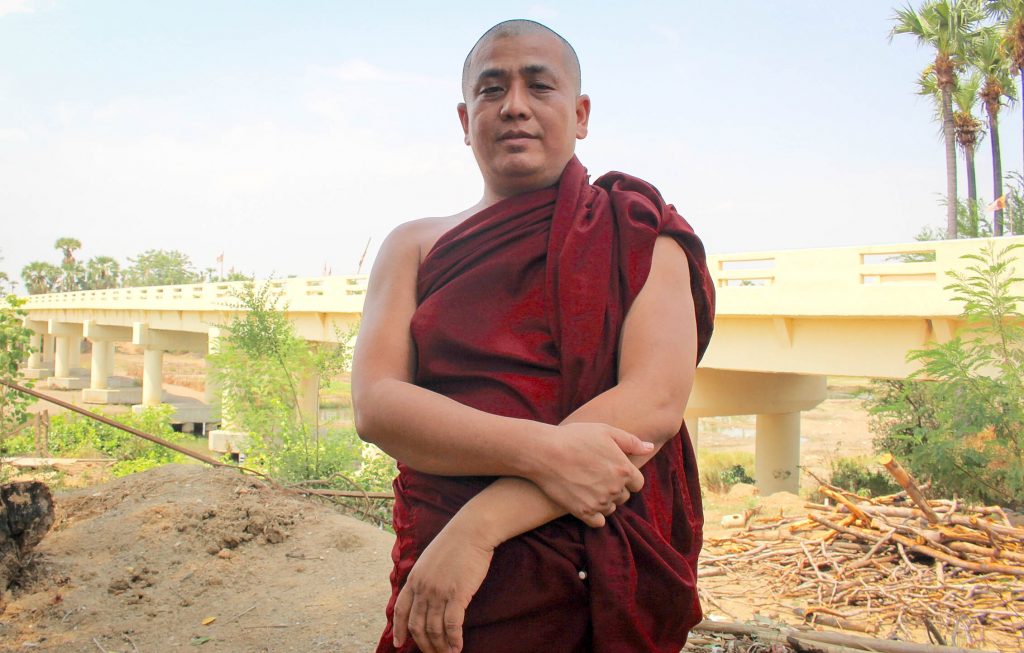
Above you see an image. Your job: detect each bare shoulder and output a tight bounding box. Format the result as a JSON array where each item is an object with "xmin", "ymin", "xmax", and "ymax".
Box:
[{"xmin": 381, "ymin": 211, "xmax": 475, "ymax": 269}]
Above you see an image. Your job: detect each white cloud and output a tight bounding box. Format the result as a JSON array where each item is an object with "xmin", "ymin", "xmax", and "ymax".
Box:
[
  {"xmin": 527, "ymin": 4, "xmax": 559, "ymax": 22},
  {"xmin": 0, "ymin": 0, "xmax": 41, "ymax": 18},
  {"xmin": 322, "ymin": 59, "xmax": 448, "ymax": 86},
  {"xmin": 0, "ymin": 127, "xmax": 27, "ymax": 141},
  {"xmin": 331, "ymin": 59, "xmax": 389, "ymax": 82},
  {"xmin": 651, "ymin": 25, "xmax": 681, "ymax": 46}
]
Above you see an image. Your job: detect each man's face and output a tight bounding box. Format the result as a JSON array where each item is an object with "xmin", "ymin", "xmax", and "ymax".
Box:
[{"xmin": 458, "ymin": 31, "xmax": 590, "ymax": 199}]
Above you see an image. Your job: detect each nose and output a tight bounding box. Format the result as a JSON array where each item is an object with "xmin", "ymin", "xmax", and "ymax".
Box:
[{"xmin": 500, "ymin": 81, "xmax": 531, "ymax": 120}]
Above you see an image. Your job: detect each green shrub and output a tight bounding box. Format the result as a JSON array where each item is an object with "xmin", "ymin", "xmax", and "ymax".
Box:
[
  {"xmin": 827, "ymin": 456, "xmax": 899, "ymax": 498},
  {"xmin": 207, "ymin": 279, "xmax": 362, "ymax": 484},
  {"xmin": 867, "ymin": 241, "xmax": 1024, "ymax": 508},
  {"xmin": 698, "ymin": 450, "xmax": 755, "ymax": 493}
]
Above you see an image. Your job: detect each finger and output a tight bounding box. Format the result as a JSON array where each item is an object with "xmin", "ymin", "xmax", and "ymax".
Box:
[
  {"xmin": 444, "ymin": 601, "xmax": 466, "ymax": 653},
  {"xmin": 613, "ymin": 489, "xmax": 631, "ymax": 505},
  {"xmin": 407, "ymin": 593, "xmax": 429, "ymax": 652},
  {"xmin": 424, "ymin": 599, "xmax": 448, "ymax": 653},
  {"xmin": 611, "ymin": 430, "xmax": 655, "ymax": 456},
  {"xmin": 580, "ymin": 510, "xmax": 606, "ymax": 528},
  {"xmin": 600, "ymin": 501, "xmax": 617, "ymax": 516},
  {"xmin": 393, "ymin": 585, "xmax": 414, "ymax": 647},
  {"xmin": 625, "ymin": 465, "xmax": 645, "ymax": 493}
]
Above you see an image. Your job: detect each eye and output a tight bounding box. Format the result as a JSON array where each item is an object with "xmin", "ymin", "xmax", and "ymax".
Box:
[{"xmin": 480, "ymin": 86, "xmax": 503, "ymax": 95}]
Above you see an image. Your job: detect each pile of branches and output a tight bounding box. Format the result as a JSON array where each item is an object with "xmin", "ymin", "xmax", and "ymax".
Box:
[{"xmin": 700, "ymin": 455, "xmax": 1022, "ymax": 651}]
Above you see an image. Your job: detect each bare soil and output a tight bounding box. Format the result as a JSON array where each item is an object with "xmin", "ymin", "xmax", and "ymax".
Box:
[{"xmin": 0, "ymin": 465, "xmax": 394, "ymax": 653}]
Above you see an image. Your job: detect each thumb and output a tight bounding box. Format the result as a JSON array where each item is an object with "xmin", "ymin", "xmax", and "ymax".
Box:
[{"xmin": 610, "ymin": 429, "xmax": 655, "ymax": 456}]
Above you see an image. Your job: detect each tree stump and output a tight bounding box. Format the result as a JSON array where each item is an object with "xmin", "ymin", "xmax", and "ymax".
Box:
[{"xmin": 0, "ymin": 481, "xmax": 55, "ymax": 607}]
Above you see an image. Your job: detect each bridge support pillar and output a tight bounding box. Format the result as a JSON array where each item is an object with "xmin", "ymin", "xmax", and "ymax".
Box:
[
  {"xmin": 53, "ymin": 336, "xmax": 71, "ymax": 378},
  {"xmin": 20, "ymin": 321, "xmax": 53, "ymax": 379},
  {"xmin": 42, "ymin": 335, "xmax": 55, "ymax": 365},
  {"xmin": 82, "ymin": 322, "xmax": 141, "ymax": 404},
  {"xmin": 26, "ymin": 331, "xmax": 42, "ymax": 369},
  {"xmin": 89, "ymin": 341, "xmax": 114, "ymax": 390},
  {"xmin": 755, "ymin": 412, "xmax": 801, "ymax": 495},
  {"xmin": 48, "ymin": 321, "xmax": 88, "ymax": 389},
  {"xmin": 141, "ymin": 347, "xmax": 164, "ymax": 406}
]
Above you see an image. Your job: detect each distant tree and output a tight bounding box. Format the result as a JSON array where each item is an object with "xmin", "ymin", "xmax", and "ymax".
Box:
[
  {"xmin": 84, "ymin": 256, "xmax": 120, "ymax": 289},
  {"xmin": 20, "ymin": 261, "xmax": 61, "ymax": 295},
  {"xmin": 986, "ymin": 0, "xmax": 1024, "ymax": 170},
  {"xmin": 0, "ymin": 272, "xmax": 14, "ymax": 296},
  {"xmin": 53, "ymin": 237, "xmax": 82, "ymax": 267},
  {"xmin": 893, "ymin": 0, "xmax": 986, "ymax": 239},
  {"xmin": 122, "ymin": 249, "xmax": 202, "ymax": 287},
  {"xmin": 972, "ymin": 25, "xmax": 1018, "ymax": 235},
  {"xmin": 920, "ymin": 70, "xmax": 986, "ymax": 231}
]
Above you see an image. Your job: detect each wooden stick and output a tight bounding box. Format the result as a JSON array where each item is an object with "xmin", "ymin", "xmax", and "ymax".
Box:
[{"xmin": 878, "ymin": 453, "xmax": 940, "ymax": 523}]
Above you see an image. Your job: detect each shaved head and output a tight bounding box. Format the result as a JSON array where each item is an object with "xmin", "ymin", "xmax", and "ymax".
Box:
[{"xmin": 462, "ymin": 19, "xmax": 582, "ymax": 100}]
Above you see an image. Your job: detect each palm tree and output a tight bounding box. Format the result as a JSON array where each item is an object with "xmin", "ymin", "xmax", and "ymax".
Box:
[
  {"xmin": 20, "ymin": 262, "xmax": 61, "ymax": 295},
  {"xmin": 985, "ymin": 0, "xmax": 1024, "ymax": 171},
  {"xmin": 893, "ymin": 0, "xmax": 986, "ymax": 238},
  {"xmin": 85, "ymin": 256, "xmax": 120, "ymax": 289},
  {"xmin": 53, "ymin": 237, "xmax": 82, "ymax": 267},
  {"xmin": 920, "ymin": 70, "xmax": 986, "ymax": 233},
  {"xmin": 973, "ymin": 25, "xmax": 1018, "ymax": 235}
]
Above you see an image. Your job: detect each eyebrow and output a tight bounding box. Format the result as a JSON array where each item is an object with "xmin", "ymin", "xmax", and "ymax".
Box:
[{"xmin": 475, "ymin": 64, "xmax": 557, "ymax": 84}]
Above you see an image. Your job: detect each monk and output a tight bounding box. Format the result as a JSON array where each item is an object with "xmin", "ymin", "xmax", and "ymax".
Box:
[{"xmin": 352, "ymin": 19, "xmax": 715, "ymax": 653}]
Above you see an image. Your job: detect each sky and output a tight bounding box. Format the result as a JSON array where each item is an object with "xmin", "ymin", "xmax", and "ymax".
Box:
[{"xmin": 2, "ymin": 0, "xmax": 1022, "ymax": 291}]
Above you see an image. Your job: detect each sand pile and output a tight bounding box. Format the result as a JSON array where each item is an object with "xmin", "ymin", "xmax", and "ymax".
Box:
[{"xmin": 0, "ymin": 464, "xmax": 394, "ymax": 652}]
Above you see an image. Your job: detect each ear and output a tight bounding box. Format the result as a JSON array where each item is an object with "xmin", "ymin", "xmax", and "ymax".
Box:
[
  {"xmin": 457, "ymin": 102, "xmax": 471, "ymax": 145},
  {"xmin": 575, "ymin": 94, "xmax": 591, "ymax": 140}
]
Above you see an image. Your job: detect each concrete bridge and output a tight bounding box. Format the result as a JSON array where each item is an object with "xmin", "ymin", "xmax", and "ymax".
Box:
[{"xmin": 18, "ymin": 236, "xmax": 1024, "ymax": 494}]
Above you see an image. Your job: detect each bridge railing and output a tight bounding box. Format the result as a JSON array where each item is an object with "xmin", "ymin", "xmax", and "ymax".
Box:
[
  {"xmin": 22, "ymin": 275, "xmax": 370, "ymax": 315},
  {"xmin": 708, "ymin": 236, "xmax": 1024, "ymax": 318}
]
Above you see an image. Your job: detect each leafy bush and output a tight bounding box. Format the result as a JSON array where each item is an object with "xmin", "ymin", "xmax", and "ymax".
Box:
[
  {"xmin": 207, "ymin": 279, "xmax": 362, "ymax": 484},
  {"xmin": 1, "ymin": 295, "xmax": 35, "ymax": 444},
  {"xmin": 698, "ymin": 450, "xmax": 755, "ymax": 493},
  {"xmin": 351, "ymin": 443, "xmax": 399, "ymax": 492},
  {"xmin": 827, "ymin": 456, "xmax": 899, "ymax": 498},
  {"xmin": 867, "ymin": 241, "xmax": 1024, "ymax": 508},
  {"xmin": 3, "ymin": 404, "xmax": 193, "ymax": 477}
]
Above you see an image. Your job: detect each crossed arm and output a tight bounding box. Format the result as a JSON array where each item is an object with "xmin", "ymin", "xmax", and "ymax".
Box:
[{"xmin": 352, "ymin": 221, "xmax": 698, "ymax": 653}]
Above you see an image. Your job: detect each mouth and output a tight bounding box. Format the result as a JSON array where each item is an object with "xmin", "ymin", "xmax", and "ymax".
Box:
[{"xmin": 498, "ymin": 130, "xmax": 538, "ymax": 142}]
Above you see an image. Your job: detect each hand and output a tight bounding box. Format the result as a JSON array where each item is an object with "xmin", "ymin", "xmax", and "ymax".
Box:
[
  {"xmin": 393, "ymin": 520, "xmax": 495, "ymax": 653},
  {"xmin": 530, "ymin": 422, "xmax": 651, "ymax": 527}
]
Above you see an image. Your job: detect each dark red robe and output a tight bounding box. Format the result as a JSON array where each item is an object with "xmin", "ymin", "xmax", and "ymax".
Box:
[{"xmin": 376, "ymin": 156, "xmax": 716, "ymax": 653}]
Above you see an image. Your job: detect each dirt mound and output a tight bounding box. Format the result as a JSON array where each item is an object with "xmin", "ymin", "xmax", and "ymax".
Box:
[{"xmin": 0, "ymin": 464, "xmax": 395, "ymax": 652}]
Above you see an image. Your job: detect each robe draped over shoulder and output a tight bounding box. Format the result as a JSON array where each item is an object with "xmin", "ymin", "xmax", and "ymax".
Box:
[{"xmin": 376, "ymin": 156, "xmax": 715, "ymax": 653}]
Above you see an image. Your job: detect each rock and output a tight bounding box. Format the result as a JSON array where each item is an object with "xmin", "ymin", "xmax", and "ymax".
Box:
[{"xmin": 1, "ymin": 481, "xmax": 55, "ymax": 598}]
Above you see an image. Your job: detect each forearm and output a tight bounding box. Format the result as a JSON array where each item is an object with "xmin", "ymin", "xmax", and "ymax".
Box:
[
  {"xmin": 354, "ymin": 377, "xmax": 555, "ymax": 478},
  {"xmin": 452, "ymin": 383, "xmax": 682, "ymax": 547}
]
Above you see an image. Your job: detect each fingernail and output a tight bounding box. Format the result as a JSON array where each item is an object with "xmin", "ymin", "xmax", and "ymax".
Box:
[{"xmin": 642, "ymin": 441, "xmax": 654, "ymax": 450}]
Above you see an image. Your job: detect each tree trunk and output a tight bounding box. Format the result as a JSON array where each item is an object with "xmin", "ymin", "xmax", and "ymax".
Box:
[
  {"xmin": 990, "ymin": 111, "xmax": 1004, "ymax": 237},
  {"xmin": 940, "ymin": 85, "xmax": 959, "ymax": 238},
  {"xmin": 965, "ymin": 143, "xmax": 978, "ymax": 237}
]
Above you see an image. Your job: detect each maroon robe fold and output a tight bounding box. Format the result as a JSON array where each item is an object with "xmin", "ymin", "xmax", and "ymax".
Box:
[{"xmin": 376, "ymin": 156, "xmax": 716, "ymax": 653}]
